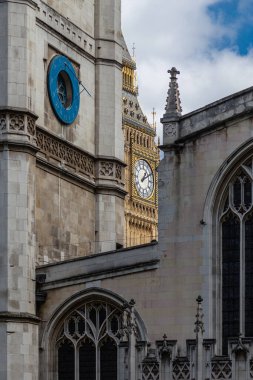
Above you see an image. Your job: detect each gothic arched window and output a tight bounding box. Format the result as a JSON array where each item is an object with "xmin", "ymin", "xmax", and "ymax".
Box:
[
  {"xmin": 56, "ymin": 301, "xmax": 126, "ymax": 380},
  {"xmin": 220, "ymin": 161, "xmax": 253, "ymax": 354}
]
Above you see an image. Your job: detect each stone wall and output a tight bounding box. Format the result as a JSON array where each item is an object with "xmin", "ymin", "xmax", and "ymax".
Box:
[
  {"xmin": 36, "ymin": 167, "xmax": 95, "ymax": 264},
  {"xmin": 37, "ymin": 91, "xmax": 253, "ymax": 357},
  {"xmin": 35, "ymin": 1, "xmax": 96, "ymax": 154},
  {"xmin": 42, "ymin": 0, "xmax": 95, "ymax": 35}
]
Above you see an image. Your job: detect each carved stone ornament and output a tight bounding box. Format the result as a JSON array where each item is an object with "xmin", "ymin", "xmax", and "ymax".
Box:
[
  {"xmin": 211, "ymin": 359, "xmax": 232, "ymax": 379},
  {"xmin": 120, "ymin": 299, "xmax": 138, "ymax": 339},
  {"xmin": 164, "ymin": 123, "xmax": 177, "ymax": 137},
  {"xmin": 194, "ymin": 295, "xmax": 205, "ymax": 335},
  {"xmin": 142, "ymin": 348, "xmax": 159, "ymax": 380},
  {"xmin": 172, "ymin": 358, "xmax": 190, "ymax": 380},
  {"xmin": 99, "ymin": 161, "xmax": 114, "ymax": 177},
  {"xmin": 0, "ymin": 116, "xmax": 6, "ymax": 130},
  {"xmin": 115, "ymin": 164, "xmax": 122, "ymax": 180},
  {"xmin": 0, "ymin": 110, "xmax": 37, "ymax": 142},
  {"xmin": 97, "ymin": 159, "xmax": 124, "ymax": 185},
  {"xmin": 159, "ymin": 334, "xmax": 172, "ymax": 360},
  {"xmin": 27, "ymin": 116, "xmax": 36, "ymax": 136},
  {"xmin": 9, "ymin": 114, "xmax": 25, "ymax": 131},
  {"xmin": 232, "ymin": 334, "xmax": 249, "ymax": 354},
  {"xmin": 36, "ymin": 127, "xmax": 95, "ymax": 178}
]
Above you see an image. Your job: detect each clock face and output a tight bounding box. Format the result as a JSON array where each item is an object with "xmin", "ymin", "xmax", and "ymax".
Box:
[
  {"xmin": 134, "ymin": 159, "xmax": 154, "ymax": 198},
  {"xmin": 47, "ymin": 55, "xmax": 80, "ymax": 125}
]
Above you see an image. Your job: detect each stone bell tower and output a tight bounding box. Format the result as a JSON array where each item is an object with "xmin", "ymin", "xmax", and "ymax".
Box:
[
  {"xmin": 0, "ymin": 1, "xmax": 39, "ymax": 379},
  {"xmin": 0, "ymin": 0, "xmax": 125, "ymax": 377}
]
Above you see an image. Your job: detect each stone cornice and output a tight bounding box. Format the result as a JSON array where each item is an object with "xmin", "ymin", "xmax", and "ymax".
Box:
[
  {"xmin": 36, "ymin": 126, "xmax": 126, "ymax": 194},
  {"xmin": 176, "ymin": 109, "xmax": 253, "ymax": 145},
  {"xmin": 0, "ymin": 106, "xmax": 38, "ymax": 117},
  {"xmin": 95, "ymin": 57, "xmax": 122, "ymax": 70},
  {"xmin": 0, "ymin": 140, "xmax": 39, "ymax": 156},
  {"xmin": 36, "ymin": 157, "xmax": 96, "ymax": 193},
  {"xmin": 38, "ymin": 258, "xmax": 159, "ymax": 290},
  {"xmin": 0, "ymin": 312, "xmax": 40, "ymax": 324},
  {"xmin": 0, "ymin": 110, "xmax": 126, "ymax": 195},
  {"xmin": 95, "ymin": 155, "xmax": 126, "ymax": 167},
  {"xmin": 0, "ymin": 108, "xmax": 38, "ymax": 147},
  {"xmin": 36, "ymin": 19, "xmax": 95, "ymax": 62},
  {"xmin": 122, "ymin": 56, "xmax": 136, "ymax": 70},
  {"xmin": 95, "ymin": 184, "xmax": 127, "ymax": 199},
  {"xmin": 36, "ymin": 126, "xmax": 95, "ymax": 181},
  {"xmin": 178, "ymin": 86, "xmax": 253, "ymax": 140},
  {"xmin": 36, "ymin": 1, "xmax": 95, "ymax": 60},
  {"xmin": 0, "ymin": 0, "xmax": 38, "ymax": 9},
  {"xmin": 123, "ymin": 116, "xmax": 155, "ymax": 136},
  {"xmin": 36, "ymin": 242, "xmax": 159, "ymax": 290}
]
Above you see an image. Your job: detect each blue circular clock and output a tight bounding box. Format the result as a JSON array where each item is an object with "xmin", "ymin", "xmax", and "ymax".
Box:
[{"xmin": 47, "ymin": 55, "xmax": 80, "ymax": 125}]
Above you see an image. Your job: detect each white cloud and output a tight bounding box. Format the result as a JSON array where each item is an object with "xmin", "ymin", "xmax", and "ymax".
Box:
[{"xmin": 122, "ymin": 0, "xmax": 253, "ymax": 140}]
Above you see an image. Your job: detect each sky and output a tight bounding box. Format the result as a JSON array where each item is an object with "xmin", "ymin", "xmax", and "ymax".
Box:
[{"xmin": 121, "ymin": 0, "xmax": 253, "ymax": 138}]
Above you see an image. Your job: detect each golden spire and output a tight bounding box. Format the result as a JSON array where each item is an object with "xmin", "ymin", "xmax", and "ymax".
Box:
[
  {"xmin": 151, "ymin": 107, "xmax": 157, "ymax": 131},
  {"xmin": 132, "ymin": 43, "xmax": 136, "ymax": 58}
]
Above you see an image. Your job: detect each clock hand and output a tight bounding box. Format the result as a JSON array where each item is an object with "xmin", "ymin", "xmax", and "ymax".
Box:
[{"xmin": 141, "ymin": 172, "xmax": 152, "ymax": 182}]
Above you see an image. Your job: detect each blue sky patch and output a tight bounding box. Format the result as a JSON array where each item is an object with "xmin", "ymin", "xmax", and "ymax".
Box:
[{"xmin": 208, "ymin": 0, "xmax": 253, "ymax": 55}]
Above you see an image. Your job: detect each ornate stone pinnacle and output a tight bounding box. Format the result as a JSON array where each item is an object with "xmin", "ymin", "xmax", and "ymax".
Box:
[
  {"xmin": 232, "ymin": 333, "xmax": 249, "ymax": 354},
  {"xmin": 129, "ymin": 298, "xmax": 136, "ymax": 307},
  {"xmin": 164, "ymin": 67, "xmax": 182, "ymax": 119},
  {"xmin": 194, "ymin": 295, "xmax": 205, "ymax": 335},
  {"xmin": 159, "ymin": 333, "xmax": 171, "ymax": 359},
  {"xmin": 168, "ymin": 67, "xmax": 180, "ymax": 79}
]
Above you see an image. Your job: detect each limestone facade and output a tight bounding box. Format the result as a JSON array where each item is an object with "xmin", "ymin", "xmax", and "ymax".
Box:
[
  {"xmin": 2, "ymin": 0, "xmax": 253, "ymax": 379},
  {"xmin": 0, "ymin": 0, "xmax": 125, "ymax": 378}
]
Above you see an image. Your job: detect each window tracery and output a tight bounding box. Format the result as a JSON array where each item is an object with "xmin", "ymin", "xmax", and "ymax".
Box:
[
  {"xmin": 56, "ymin": 302, "xmax": 122, "ymax": 380},
  {"xmin": 55, "ymin": 299, "xmax": 142, "ymax": 380},
  {"xmin": 219, "ymin": 158, "xmax": 253, "ymax": 353}
]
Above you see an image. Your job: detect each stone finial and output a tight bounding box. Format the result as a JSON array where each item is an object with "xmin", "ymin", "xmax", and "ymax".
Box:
[
  {"xmin": 194, "ymin": 296, "xmax": 205, "ymax": 335},
  {"xmin": 159, "ymin": 334, "xmax": 172, "ymax": 360},
  {"xmin": 164, "ymin": 67, "xmax": 182, "ymax": 119},
  {"xmin": 232, "ymin": 334, "xmax": 249, "ymax": 354}
]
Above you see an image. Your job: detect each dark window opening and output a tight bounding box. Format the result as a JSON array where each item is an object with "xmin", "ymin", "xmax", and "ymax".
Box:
[
  {"xmin": 58, "ymin": 340, "xmax": 75, "ymax": 380},
  {"xmin": 100, "ymin": 339, "xmax": 117, "ymax": 380},
  {"xmin": 222, "ymin": 214, "xmax": 240, "ymax": 354}
]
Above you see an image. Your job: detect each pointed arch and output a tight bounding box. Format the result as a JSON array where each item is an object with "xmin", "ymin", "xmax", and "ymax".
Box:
[
  {"xmin": 202, "ymin": 137, "xmax": 253, "ymax": 354},
  {"xmin": 40, "ymin": 287, "xmax": 148, "ymax": 380}
]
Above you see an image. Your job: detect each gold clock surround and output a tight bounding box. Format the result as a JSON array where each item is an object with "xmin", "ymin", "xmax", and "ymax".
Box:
[{"xmin": 132, "ymin": 156, "xmax": 156, "ymax": 202}]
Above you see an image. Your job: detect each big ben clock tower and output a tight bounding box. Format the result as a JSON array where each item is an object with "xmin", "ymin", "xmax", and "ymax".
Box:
[{"xmin": 122, "ymin": 38, "xmax": 159, "ymax": 247}]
